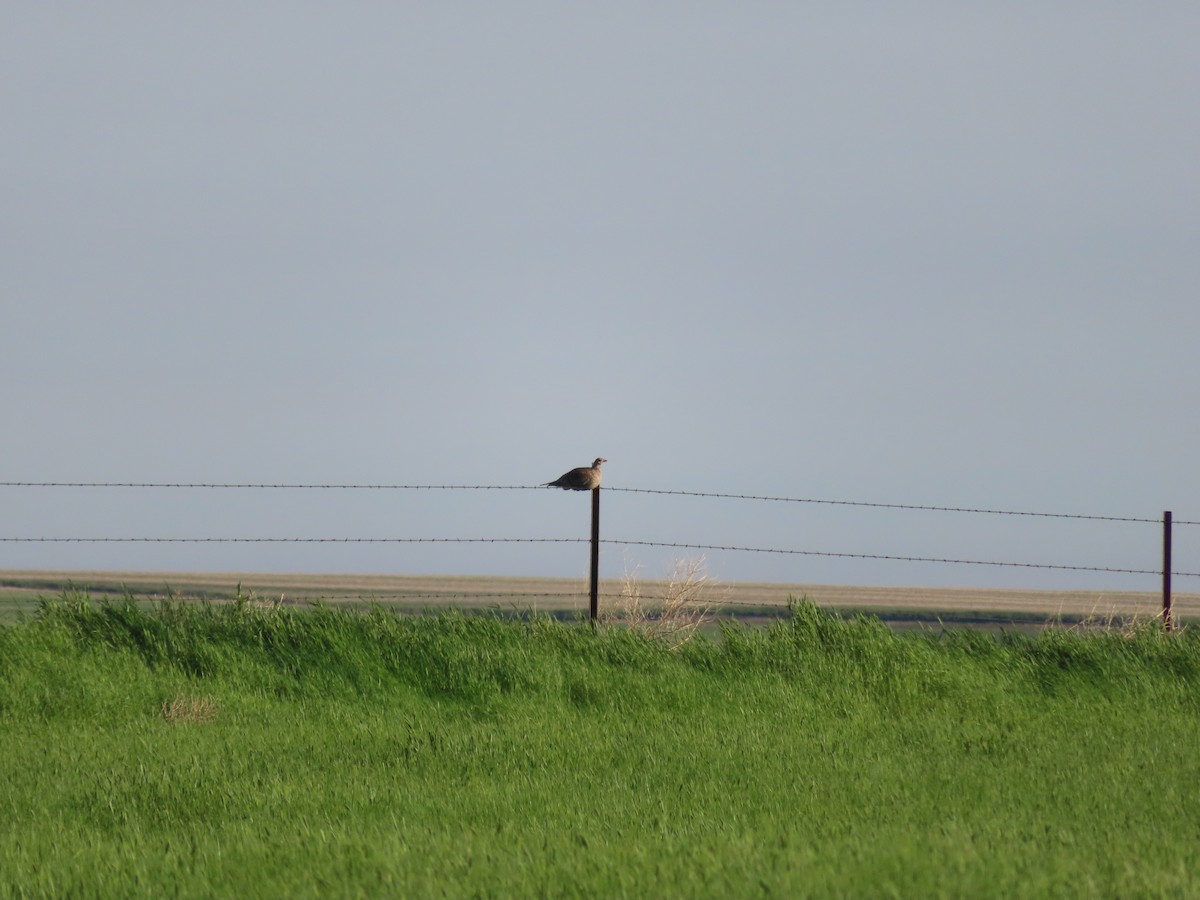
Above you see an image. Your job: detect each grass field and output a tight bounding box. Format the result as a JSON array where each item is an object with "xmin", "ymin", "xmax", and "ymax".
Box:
[{"xmin": 3, "ymin": 592, "xmax": 1200, "ymax": 897}]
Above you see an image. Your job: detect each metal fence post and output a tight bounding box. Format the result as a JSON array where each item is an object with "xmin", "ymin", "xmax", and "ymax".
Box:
[
  {"xmin": 1163, "ymin": 510, "xmax": 1173, "ymax": 631},
  {"xmin": 589, "ymin": 487, "xmax": 600, "ymax": 622}
]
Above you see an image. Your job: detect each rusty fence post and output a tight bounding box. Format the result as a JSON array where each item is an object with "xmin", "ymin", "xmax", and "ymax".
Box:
[
  {"xmin": 589, "ymin": 487, "xmax": 600, "ymax": 622},
  {"xmin": 1163, "ymin": 510, "xmax": 1173, "ymax": 631}
]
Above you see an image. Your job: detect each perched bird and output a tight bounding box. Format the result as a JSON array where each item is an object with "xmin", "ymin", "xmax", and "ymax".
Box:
[{"xmin": 544, "ymin": 457, "xmax": 606, "ymax": 491}]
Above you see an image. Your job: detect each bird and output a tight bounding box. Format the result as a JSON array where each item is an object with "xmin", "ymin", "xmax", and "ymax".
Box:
[{"xmin": 544, "ymin": 457, "xmax": 606, "ymax": 491}]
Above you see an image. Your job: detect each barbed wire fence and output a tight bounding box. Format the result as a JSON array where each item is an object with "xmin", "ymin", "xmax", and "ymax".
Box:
[{"xmin": 2, "ymin": 481, "xmax": 1197, "ymax": 624}]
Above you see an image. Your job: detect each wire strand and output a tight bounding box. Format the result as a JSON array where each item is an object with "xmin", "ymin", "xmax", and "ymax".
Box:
[
  {"xmin": 0, "ymin": 481, "xmax": 543, "ymax": 490},
  {"xmin": 609, "ymin": 487, "xmax": 1163, "ymax": 523},
  {"xmin": 0, "ymin": 536, "xmax": 583, "ymax": 544},
  {"xmin": 3, "ymin": 535, "xmax": 1196, "ymax": 578},
  {"xmin": 601, "ymin": 539, "xmax": 1200, "ymax": 578},
  {"xmin": 1, "ymin": 481, "xmax": 1189, "ymax": 524}
]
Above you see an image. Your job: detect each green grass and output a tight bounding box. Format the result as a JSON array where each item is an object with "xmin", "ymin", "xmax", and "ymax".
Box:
[{"xmin": 2, "ymin": 594, "xmax": 1200, "ymax": 898}]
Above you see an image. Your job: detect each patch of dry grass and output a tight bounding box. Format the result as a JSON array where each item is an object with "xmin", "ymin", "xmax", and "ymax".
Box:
[
  {"xmin": 160, "ymin": 694, "xmax": 219, "ymax": 725},
  {"xmin": 604, "ymin": 556, "xmax": 721, "ymax": 649},
  {"xmin": 1057, "ymin": 603, "xmax": 1179, "ymax": 638}
]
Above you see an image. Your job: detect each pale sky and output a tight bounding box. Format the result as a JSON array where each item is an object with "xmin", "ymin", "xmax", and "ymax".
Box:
[{"xmin": 3, "ymin": 5, "xmax": 1198, "ymax": 592}]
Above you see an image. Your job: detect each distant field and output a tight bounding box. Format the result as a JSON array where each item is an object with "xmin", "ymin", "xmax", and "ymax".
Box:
[{"xmin": 1, "ymin": 568, "xmax": 1192, "ymax": 627}]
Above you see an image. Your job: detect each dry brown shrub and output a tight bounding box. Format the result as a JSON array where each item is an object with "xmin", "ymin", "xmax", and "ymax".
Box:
[
  {"xmin": 161, "ymin": 694, "xmax": 219, "ymax": 724},
  {"xmin": 604, "ymin": 556, "xmax": 720, "ymax": 649}
]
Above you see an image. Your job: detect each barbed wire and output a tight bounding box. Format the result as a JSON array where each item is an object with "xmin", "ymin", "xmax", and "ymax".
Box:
[
  {"xmin": 3, "ymin": 584, "xmax": 787, "ymax": 608},
  {"xmin": 0, "ymin": 481, "xmax": 542, "ymax": 491},
  {"xmin": 603, "ymin": 539, "xmax": 1200, "ymax": 578},
  {"xmin": 0, "ymin": 536, "xmax": 583, "ymax": 544},
  {"xmin": 2, "ymin": 480, "xmax": 1191, "ymax": 524},
  {"xmin": 609, "ymin": 487, "xmax": 1171, "ymax": 524},
  {"xmin": 0, "ymin": 580, "xmax": 700, "ymax": 604},
  {"xmin": 4, "ymin": 585, "xmax": 1184, "ymax": 613},
  {"xmin": 3, "ymin": 482, "xmax": 1195, "ymax": 582},
  {"xmin": 3, "ymin": 534, "xmax": 1197, "ymax": 578}
]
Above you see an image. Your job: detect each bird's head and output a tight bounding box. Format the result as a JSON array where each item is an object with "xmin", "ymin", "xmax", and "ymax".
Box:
[{"xmin": 593, "ymin": 457, "xmax": 607, "ymax": 468}]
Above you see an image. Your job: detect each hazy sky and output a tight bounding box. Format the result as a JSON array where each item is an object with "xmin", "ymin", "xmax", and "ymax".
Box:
[{"xmin": 3, "ymin": 5, "xmax": 1198, "ymax": 593}]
